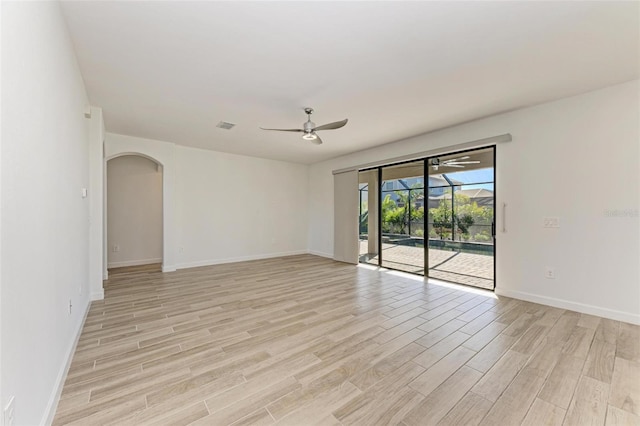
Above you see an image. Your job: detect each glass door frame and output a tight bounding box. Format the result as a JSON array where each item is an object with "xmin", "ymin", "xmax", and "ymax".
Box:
[{"xmin": 358, "ymin": 145, "xmax": 497, "ymax": 291}]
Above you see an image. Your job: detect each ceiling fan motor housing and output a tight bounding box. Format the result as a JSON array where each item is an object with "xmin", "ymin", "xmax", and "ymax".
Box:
[{"xmin": 303, "ymin": 121, "xmax": 315, "ymax": 132}]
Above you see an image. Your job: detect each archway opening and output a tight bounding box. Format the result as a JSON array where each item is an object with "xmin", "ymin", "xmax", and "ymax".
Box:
[{"xmin": 106, "ymin": 154, "xmax": 163, "ymax": 273}]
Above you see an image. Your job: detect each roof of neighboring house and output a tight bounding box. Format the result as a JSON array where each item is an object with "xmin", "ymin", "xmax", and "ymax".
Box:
[
  {"xmin": 458, "ymin": 188, "xmax": 494, "ymax": 198},
  {"xmin": 430, "ymin": 188, "xmax": 494, "ymax": 200},
  {"xmin": 429, "ymin": 175, "xmax": 464, "ymax": 187}
]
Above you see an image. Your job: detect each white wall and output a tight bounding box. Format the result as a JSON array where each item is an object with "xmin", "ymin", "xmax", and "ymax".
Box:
[
  {"xmin": 0, "ymin": 1, "xmax": 4, "ymax": 419},
  {"xmin": 107, "ymin": 155, "xmax": 163, "ymax": 268},
  {"xmin": 175, "ymin": 145, "xmax": 309, "ymax": 267},
  {"xmin": 309, "ymin": 80, "xmax": 640, "ymax": 324},
  {"xmin": 105, "ymin": 133, "xmax": 309, "ymax": 271},
  {"xmin": 1, "ymin": 2, "xmax": 92, "ymax": 425}
]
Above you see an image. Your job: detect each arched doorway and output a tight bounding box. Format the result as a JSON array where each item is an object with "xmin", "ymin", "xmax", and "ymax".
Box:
[{"xmin": 106, "ymin": 154, "xmax": 163, "ymax": 272}]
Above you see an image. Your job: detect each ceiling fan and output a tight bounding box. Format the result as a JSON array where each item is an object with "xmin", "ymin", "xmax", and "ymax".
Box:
[
  {"xmin": 430, "ymin": 156, "xmax": 479, "ymax": 171},
  {"xmin": 260, "ymin": 108, "xmax": 348, "ymax": 145}
]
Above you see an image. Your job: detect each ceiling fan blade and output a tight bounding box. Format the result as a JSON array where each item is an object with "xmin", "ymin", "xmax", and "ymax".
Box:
[
  {"xmin": 444, "ymin": 161, "xmax": 480, "ymax": 165},
  {"xmin": 310, "ymin": 134, "xmax": 323, "ymax": 145},
  {"xmin": 259, "ymin": 127, "xmax": 304, "ymax": 132},
  {"xmin": 441, "ymin": 164, "xmax": 464, "ymax": 168},
  {"xmin": 446, "ymin": 156, "xmax": 470, "ymax": 162},
  {"xmin": 313, "ymin": 119, "xmax": 348, "ymax": 131}
]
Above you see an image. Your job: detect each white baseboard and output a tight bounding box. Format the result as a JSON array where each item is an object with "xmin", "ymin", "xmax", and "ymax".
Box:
[
  {"xmin": 495, "ymin": 287, "xmax": 640, "ymax": 325},
  {"xmin": 91, "ymin": 290, "xmax": 104, "ymax": 301},
  {"xmin": 107, "ymin": 258, "xmax": 162, "ymax": 268},
  {"xmin": 162, "ymin": 265, "xmax": 176, "ymax": 273},
  {"xmin": 307, "ymin": 250, "xmax": 333, "ymax": 259},
  {"xmin": 174, "ymin": 250, "xmax": 308, "ymax": 270},
  {"xmin": 42, "ymin": 298, "xmax": 91, "ymax": 425}
]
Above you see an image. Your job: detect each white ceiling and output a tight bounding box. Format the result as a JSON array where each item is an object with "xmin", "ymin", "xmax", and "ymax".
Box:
[{"xmin": 60, "ymin": 1, "xmax": 639, "ymax": 164}]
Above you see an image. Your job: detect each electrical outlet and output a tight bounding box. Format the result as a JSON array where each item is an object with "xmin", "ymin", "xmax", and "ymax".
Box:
[
  {"xmin": 545, "ymin": 267, "xmax": 556, "ymax": 279},
  {"xmin": 178, "ymin": 247, "xmax": 184, "ymax": 254},
  {"xmin": 543, "ymin": 217, "xmax": 560, "ymax": 228},
  {"xmin": 4, "ymin": 396, "xmax": 15, "ymax": 426},
  {"xmin": 112, "ymin": 244, "xmax": 120, "ymax": 253}
]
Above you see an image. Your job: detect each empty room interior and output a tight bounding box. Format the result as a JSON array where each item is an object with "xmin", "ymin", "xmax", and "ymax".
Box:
[{"xmin": 1, "ymin": 1, "xmax": 640, "ymax": 425}]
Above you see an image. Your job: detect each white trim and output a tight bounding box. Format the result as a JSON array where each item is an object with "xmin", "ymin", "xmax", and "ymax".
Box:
[
  {"xmin": 42, "ymin": 299, "xmax": 91, "ymax": 425},
  {"xmin": 308, "ymin": 250, "xmax": 333, "ymax": 259},
  {"xmin": 495, "ymin": 287, "xmax": 640, "ymax": 325},
  {"xmin": 162, "ymin": 265, "xmax": 177, "ymax": 273},
  {"xmin": 333, "ymin": 133, "xmax": 511, "ymax": 175},
  {"xmin": 89, "ymin": 107, "xmax": 105, "ymax": 308},
  {"xmin": 91, "ymin": 290, "xmax": 104, "ymax": 301},
  {"xmin": 174, "ymin": 250, "xmax": 308, "ymax": 270},
  {"xmin": 107, "ymin": 258, "xmax": 162, "ymax": 268}
]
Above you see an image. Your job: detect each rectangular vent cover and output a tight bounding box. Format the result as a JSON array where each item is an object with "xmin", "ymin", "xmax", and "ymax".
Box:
[{"xmin": 216, "ymin": 121, "xmax": 236, "ymax": 130}]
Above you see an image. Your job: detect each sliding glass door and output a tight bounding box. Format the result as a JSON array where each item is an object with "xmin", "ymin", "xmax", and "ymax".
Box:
[
  {"xmin": 358, "ymin": 146, "xmax": 496, "ymax": 290},
  {"xmin": 380, "ymin": 161, "xmax": 425, "ymax": 274},
  {"xmin": 427, "ymin": 147, "xmax": 495, "ymax": 289}
]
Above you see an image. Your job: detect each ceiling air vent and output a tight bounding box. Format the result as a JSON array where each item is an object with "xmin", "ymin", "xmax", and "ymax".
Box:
[{"xmin": 216, "ymin": 121, "xmax": 236, "ymax": 130}]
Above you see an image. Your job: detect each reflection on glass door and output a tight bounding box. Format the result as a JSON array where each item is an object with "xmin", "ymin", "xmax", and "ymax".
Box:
[
  {"xmin": 380, "ymin": 161, "xmax": 425, "ymax": 274},
  {"xmin": 427, "ymin": 147, "xmax": 495, "ymax": 289}
]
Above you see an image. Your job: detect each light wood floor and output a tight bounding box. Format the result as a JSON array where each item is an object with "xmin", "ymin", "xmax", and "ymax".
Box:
[{"xmin": 53, "ymin": 255, "xmax": 640, "ymax": 425}]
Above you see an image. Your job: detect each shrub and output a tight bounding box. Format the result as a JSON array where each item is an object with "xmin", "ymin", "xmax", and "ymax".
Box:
[{"xmin": 474, "ymin": 230, "xmax": 492, "ymax": 242}]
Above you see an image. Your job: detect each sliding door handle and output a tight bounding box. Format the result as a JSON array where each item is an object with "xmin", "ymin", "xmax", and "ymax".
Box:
[{"xmin": 502, "ymin": 203, "xmax": 507, "ymax": 233}]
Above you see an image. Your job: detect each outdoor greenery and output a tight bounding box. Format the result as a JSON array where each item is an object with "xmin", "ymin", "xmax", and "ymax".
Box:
[
  {"xmin": 429, "ymin": 193, "xmax": 493, "ymax": 242},
  {"xmin": 361, "ymin": 188, "xmax": 494, "ymax": 244},
  {"xmin": 381, "ymin": 190, "xmax": 424, "ymax": 235}
]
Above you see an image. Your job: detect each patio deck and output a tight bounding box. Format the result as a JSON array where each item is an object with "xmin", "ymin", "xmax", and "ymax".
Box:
[{"xmin": 359, "ymin": 240, "xmax": 494, "ymax": 290}]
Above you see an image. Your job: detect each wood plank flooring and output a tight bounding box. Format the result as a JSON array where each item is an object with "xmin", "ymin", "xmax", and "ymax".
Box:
[{"xmin": 53, "ymin": 255, "xmax": 640, "ymax": 425}]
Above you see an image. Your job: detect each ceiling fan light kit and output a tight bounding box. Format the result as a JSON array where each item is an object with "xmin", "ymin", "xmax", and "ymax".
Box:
[
  {"xmin": 260, "ymin": 107, "xmax": 348, "ymax": 145},
  {"xmin": 302, "ymin": 133, "xmax": 318, "ymax": 141}
]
